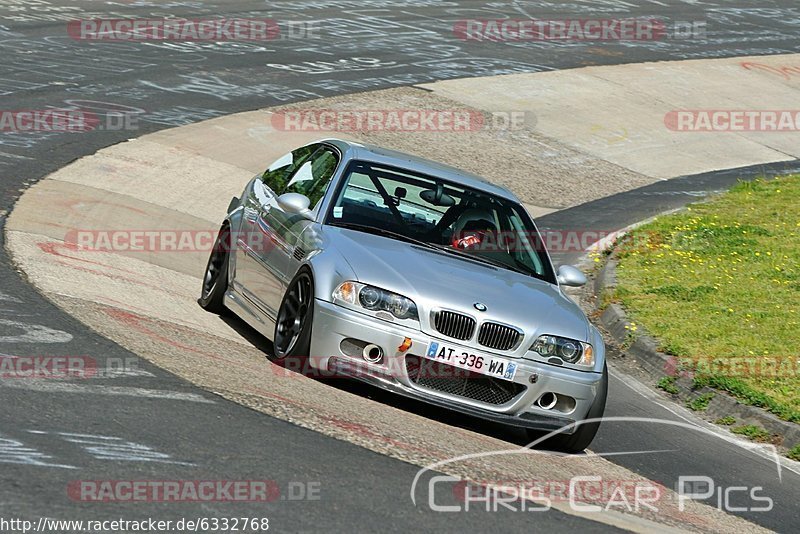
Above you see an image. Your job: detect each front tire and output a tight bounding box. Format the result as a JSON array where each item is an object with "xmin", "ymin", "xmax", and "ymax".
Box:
[
  {"xmin": 273, "ymin": 269, "xmax": 314, "ymax": 363},
  {"xmin": 528, "ymin": 363, "xmax": 608, "ymax": 454},
  {"xmin": 198, "ymin": 224, "xmax": 231, "ymax": 314}
]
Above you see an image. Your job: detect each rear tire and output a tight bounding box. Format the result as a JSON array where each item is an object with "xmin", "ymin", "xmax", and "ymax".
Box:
[
  {"xmin": 198, "ymin": 224, "xmax": 231, "ymax": 314},
  {"xmin": 527, "ymin": 363, "xmax": 608, "ymax": 454}
]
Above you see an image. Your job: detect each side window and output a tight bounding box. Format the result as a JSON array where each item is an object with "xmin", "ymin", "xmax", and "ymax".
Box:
[
  {"xmin": 283, "ymin": 146, "xmax": 339, "ymax": 207},
  {"xmin": 261, "ymin": 144, "xmax": 317, "ymax": 194}
]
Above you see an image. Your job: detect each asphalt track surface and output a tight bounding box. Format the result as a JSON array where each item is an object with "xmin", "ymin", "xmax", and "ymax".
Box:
[{"xmin": 2, "ymin": 1, "xmax": 800, "ymax": 532}]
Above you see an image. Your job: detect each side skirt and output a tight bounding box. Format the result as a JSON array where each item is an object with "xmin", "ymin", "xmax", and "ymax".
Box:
[{"xmin": 224, "ymin": 286, "xmax": 277, "ymax": 340}]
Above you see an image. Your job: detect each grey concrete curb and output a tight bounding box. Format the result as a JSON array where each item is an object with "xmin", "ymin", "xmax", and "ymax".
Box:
[{"xmin": 593, "ymin": 257, "xmax": 800, "ymax": 452}]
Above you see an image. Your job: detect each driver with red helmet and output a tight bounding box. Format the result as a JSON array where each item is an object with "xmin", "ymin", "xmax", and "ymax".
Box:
[{"xmin": 451, "ymin": 208, "xmax": 498, "ymax": 251}]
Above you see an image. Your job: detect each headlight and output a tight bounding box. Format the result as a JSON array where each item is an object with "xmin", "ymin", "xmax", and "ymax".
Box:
[
  {"xmin": 530, "ymin": 335, "xmax": 594, "ymax": 367},
  {"xmin": 333, "ymin": 282, "xmax": 419, "ymax": 321}
]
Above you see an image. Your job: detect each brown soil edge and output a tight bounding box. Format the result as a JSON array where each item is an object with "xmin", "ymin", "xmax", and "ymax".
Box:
[{"xmin": 586, "ymin": 255, "xmax": 800, "ymax": 455}]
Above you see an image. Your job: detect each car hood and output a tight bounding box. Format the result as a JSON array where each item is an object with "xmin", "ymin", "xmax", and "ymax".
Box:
[{"xmin": 324, "ymin": 227, "xmax": 590, "ymax": 344}]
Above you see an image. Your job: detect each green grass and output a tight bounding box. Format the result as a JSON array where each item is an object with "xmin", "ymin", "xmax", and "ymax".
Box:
[
  {"xmin": 687, "ymin": 392, "xmax": 715, "ymax": 411},
  {"xmin": 598, "ymin": 288, "xmax": 615, "ymax": 311},
  {"xmin": 731, "ymin": 424, "xmax": 774, "ymax": 443},
  {"xmin": 715, "ymin": 416, "xmax": 736, "ymax": 426},
  {"xmin": 616, "ymin": 176, "xmax": 800, "ymax": 423},
  {"xmin": 657, "ymin": 376, "xmax": 679, "ymax": 395},
  {"xmin": 788, "ymin": 445, "xmax": 800, "ymax": 461}
]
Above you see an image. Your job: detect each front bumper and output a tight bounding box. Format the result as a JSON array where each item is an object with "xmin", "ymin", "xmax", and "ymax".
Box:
[{"xmin": 310, "ymin": 299, "xmax": 605, "ymax": 433}]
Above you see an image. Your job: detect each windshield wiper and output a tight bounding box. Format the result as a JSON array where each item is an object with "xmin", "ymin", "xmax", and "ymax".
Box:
[{"xmin": 328, "ymin": 222, "xmax": 441, "ymax": 250}]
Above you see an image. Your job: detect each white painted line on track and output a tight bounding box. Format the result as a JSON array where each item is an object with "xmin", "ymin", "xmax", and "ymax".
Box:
[
  {"xmin": 0, "ymin": 290, "xmax": 22, "ymax": 303},
  {"xmin": 0, "ymin": 379, "xmax": 215, "ymax": 403},
  {"xmin": 609, "ymin": 367, "xmax": 800, "ymax": 478},
  {"xmin": 94, "ymin": 368, "xmax": 157, "ymax": 378}
]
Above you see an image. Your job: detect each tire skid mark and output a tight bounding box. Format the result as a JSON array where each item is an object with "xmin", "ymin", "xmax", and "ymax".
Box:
[
  {"xmin": 94, "ymin": 296, "xmax": 172, "ymax": 317},
  {"xmin": 102, "ymin": 307, "xmax": 245, "ymax": 368},
  {"xmin": 56, "ymin": 196, "xmax": 150, "ymax": 216},
  {"xmin": 37, "ymin": 241, "xmax": 189, "ymax": 299},
  {"xmin": 103, "ymin": 307, "xmax": 331, "ymax": 410},
  {"xmin": 325, "ymin": 415, "xmax": 439, "ymax": 457},
  {"xmin": 246, "ymin": 384, "xmax": 312, "ymax": 408},
  {"xmin": 38, "ymin": 241, "xmax": 144, "ymax": 276},
  {"xmin": 314, "ymin": 405, "xmax": 506, "ymax": 472}
]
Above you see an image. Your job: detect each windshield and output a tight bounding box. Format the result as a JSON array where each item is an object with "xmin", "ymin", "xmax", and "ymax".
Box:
[{"xmin": 325, "ymin": 160, "xmax": 556, "ymax": 284}]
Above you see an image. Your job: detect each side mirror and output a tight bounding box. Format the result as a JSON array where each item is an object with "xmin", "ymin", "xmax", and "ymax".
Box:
[
  {"xmin": 277, "ymin": 193, "xmax": 313, "ymax": 219},
  {"xmin": 557, "ymin": 265, "xmax": 587, "ymax": 287}
]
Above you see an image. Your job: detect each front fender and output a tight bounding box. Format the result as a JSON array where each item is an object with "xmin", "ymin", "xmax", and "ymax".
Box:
[
  {"xmin": 304, "ymin": 248, "xmax": 357, "ymax": 305},
  {"xmin": 589, "ymin": 325, "xmax": 607, "ymax": 374}
]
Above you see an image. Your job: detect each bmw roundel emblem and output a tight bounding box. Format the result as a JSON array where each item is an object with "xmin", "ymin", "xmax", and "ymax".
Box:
[{"xmin": 473, "ymin": 302, "xmax": 487, "ymax": 312}]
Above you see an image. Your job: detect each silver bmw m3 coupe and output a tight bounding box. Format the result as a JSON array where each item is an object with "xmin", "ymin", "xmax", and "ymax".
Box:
[{"xmin": 199, "ymin": 138, "xmax": 607, "ymax": 452}]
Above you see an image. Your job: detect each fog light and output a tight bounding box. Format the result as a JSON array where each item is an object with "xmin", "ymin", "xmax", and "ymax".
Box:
[{"xmin": 362, "ymin": 344, "xmax": 383, "ymax": 364}]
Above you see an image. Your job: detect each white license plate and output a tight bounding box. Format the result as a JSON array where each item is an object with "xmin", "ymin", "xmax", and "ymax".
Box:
[{"xmin": 423, "ymin": 341, "xmax": 518, "ymax": 381}]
